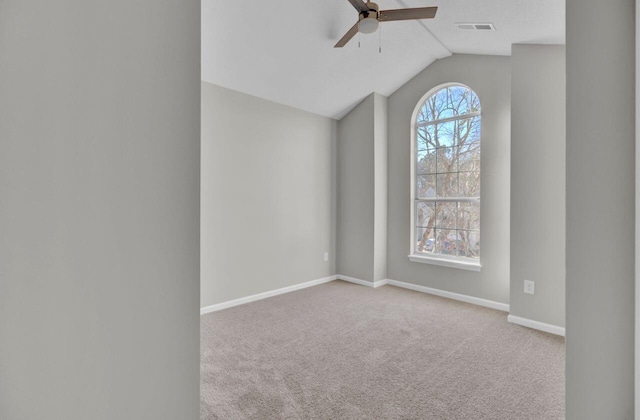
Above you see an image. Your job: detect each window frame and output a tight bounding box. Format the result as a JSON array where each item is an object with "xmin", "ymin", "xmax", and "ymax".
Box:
[{"xmin": 408, "ymin": 83, "xmax": 482, "ymax": 272}]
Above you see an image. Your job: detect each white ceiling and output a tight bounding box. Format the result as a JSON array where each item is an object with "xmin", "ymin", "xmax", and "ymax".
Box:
[{"xmin": 202, "ymin": 0, "xmax": 564, "ymax": 119}]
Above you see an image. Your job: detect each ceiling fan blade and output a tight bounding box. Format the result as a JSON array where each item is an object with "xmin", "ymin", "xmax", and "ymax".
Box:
[
  {"xmin": 379, "ymin": 7, "xmax": 438, "ymax": 22},
  {"xmin": 334, "ymin": 22, "xmax": 359, "ymax": 48},
  {"xmin": 347, "ymin": 0, "xmax": 369, "ymax": 13}
]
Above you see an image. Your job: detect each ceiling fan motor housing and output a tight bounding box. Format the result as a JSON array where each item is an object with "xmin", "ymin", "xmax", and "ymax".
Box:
[{"xmin": 359, "ymin": 2, "xmax": 379, "ymax": 21}]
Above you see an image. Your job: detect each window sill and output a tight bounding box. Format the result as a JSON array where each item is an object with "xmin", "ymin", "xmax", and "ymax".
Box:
[{"xmin": 407, "ymin": 254, "xmax": 481, "ymax": 272}]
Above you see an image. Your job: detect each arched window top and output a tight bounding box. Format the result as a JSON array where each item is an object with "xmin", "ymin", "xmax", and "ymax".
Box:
[{"xmin": 416, "ymin": 84, "xmax": 481, "ymax": 124}]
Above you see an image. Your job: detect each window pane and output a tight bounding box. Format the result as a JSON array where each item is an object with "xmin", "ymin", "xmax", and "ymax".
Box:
[
  {"xmin": 435, "ymin": 229, "xmax": 458, "ymax": 256},
  {"xmin": 420, "ymin": 88, "xmax": 450, "ymax": 122},
  {"xmin": 417, "ymin": 86, "xmax": 480, "ymax": 124},
  {"xmin": 433, "ymin": 121, "xmax": 456, "ymax": 148},
  {"xmin": 457, "ymin": 116, "xmax": 481, "ymax": 147},
  {"xmin": 458, "ymin": 202, "xmax": 480, "ymax": 231},
  {"xmin": 456, "ymin": 230, "xmax": 480, "ymax": 258},
  {"xmin": 417, "ymin": 125, "xmax": 436, "ymax": 150},
  {"xmin": 416, "ymin": 227, "xmax": 434, "ymax": 253},
  {"xmin": 416, "ymin": 201, "xmax": 435, "ymax": 227},
  {"xmin": 436, "ymin": 147, "xmax": 457, "ymax": 173},
  {"xmin": 458, "ymin": 143, "xmax": 480, "ymax": 172},
  {"xmin": 417, "ymin": 149, "xmax": 436, "ymax": 174},
  {"xmin": 436, "ymin": 173, "xmax": 458, "ymax": 197},
  {"xmin": 436, "ymin": 202, "xmax": 456, "ymax": 229},
  {"xmin": 449, "ymin": 86, "xmax": 481, "ymax": 116},
  {"xmin": 459, "ymin": 171, "xmax": 480, "ymax": 197},
  {"xmin": 417, "ymin": 103, "xmax": 430, "ymax": 124},
  {"xmin": 416, "ymin": 126, "xmax": 427, "ymax": 150},
  {"xmin": 417, "ymin": 175, "xmax": 436, "ymax": 199}
]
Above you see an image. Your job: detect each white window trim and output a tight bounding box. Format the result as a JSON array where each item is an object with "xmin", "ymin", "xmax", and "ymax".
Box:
[
  {"xmin": 415, "ymin": 110, "xmax": 481, "ymax": 128},
  {"xmin": 409, "ymin": 82, "xmax": 481, "ymax": 271},
  {"xmin": 408, "ymin": 254, "xmax": 481, "ymax": 272}
]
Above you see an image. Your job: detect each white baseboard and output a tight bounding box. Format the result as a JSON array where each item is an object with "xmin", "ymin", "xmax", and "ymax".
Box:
[
  {"xmin": 201, "ymin": 274, "xmax": 564, "ymax": 338},
  {"xmin": 337, "ymin": 275, "xmax": 388, "ymax": 288},
  {"xmin": 374, "ymin": 279, "xmax": 388, "ymax": 288},
  {"xmin": 507, "ymin": 315, "xmax": 565, "ymax": 337},
  {"xmin": 200, "ymin": 275, "xmax": 338, "ymax": 315},
  {"xmin": 384, "ymin": 279, "xmax": 510, "ymax": 312}
]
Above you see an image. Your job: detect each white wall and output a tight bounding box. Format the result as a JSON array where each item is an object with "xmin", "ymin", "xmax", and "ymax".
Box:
[
  {"xmin": 336, "ymin": 93, "xmax": 388, "ymax": 282},
  {"xmin": 566, "ymin": 0, "xmax": 635, "ymax": 418},
  {"xmin": 510, "ymin": 44, "xmax": 566, "ymax": 328},
  {"xmin": 201, "ymin": 82, "xmax": 336, "ymax": 307},
  {"xmin": 387, "ymin": 55, "xmax": 512, "ymax": 304},
  {"xmin": 0, "ymin": 2, "xmax": 201, "ymax": 419}
]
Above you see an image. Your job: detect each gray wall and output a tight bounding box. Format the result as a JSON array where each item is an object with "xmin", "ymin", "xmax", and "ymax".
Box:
[
  {"xmin": 0, "ymin": 1, "xmax": 201, "ymax": 419},
  {"xmin": 510, "ymin": 45, "xmax": 566, "ymax": 328},
  {"xmin": 373, "ymin": 94, "xmax": 389, "ymax": 282},
  {"xmin": 637, "ymin": 0, "xmax": 640, "ymax": 414},
  {"xmin": 201, "ymin": 82, "xmax": 336, "ymax": 307},
  {"xmin": 566, "ymin": 0, "xmax": 635, "ymax": 418},
  {"xmin": 337, "ymin": 95, "xmax": 376, "ymax": 281},
  {"xmin": 387, "ymin": 55, "xmax": 512, "ymax": 304},
  {"xmin": 336, "ymin": 93, "xmax": 388, "ymax": 282}
]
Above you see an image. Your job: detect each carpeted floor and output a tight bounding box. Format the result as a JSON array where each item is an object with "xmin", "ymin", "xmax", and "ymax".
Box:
[{"xmin": 201, "ymin": 280, "xmax": 565, "ymax": 419}]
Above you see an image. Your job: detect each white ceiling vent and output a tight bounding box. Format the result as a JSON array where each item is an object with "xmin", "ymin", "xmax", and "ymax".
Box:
[{"xmin": 456, "ymin": 23, "xmax": 496, "ymax": 31}]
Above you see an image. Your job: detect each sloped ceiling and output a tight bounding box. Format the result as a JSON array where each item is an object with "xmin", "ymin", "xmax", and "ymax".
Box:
[{"xmin": 202, "ymin": 0, "xmax": 564, "ymax": 119}]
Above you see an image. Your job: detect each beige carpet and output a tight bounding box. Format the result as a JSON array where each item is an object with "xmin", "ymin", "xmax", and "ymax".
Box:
[{"xmin": 201, "ymin": 280, "xmax": 564, "ymax": 419}]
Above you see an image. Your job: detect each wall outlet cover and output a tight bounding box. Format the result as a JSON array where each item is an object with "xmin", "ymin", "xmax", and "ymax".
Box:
[
  {"xmin": 324, "ymin": 252, "xmax": 329, "ymax": 262},
  {"xmin": 524, "ymin": 279, "xmax": 535, "ymax": 295}
]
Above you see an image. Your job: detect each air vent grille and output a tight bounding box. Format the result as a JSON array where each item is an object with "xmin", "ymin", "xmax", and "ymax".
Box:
[{"xmin": 456, "ymin": 23, "xmax": 496, "ymax": 31}]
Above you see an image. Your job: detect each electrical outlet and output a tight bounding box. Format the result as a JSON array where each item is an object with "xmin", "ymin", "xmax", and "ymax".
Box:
[
  {"xmin": 524, "ymin": 280, "xmax": 535, "ymax": 295},
  {"xmin": 324, "ymin": 252, "xmax": 329, "ymax": 262}
]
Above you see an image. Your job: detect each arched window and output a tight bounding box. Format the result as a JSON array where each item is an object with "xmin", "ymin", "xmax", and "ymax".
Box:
[{"xmin": 411, "ymin": 84, "xmax": 481, "ymax": 267}]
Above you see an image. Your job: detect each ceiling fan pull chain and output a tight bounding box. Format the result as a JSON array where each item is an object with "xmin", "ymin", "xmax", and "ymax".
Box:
[
  {"xmin": 358, "ymin": 32, "xmax": 361, "ymax": 48},
  {"xmin": 379, "ymin": 23, "xmax": 382, "ymax": 53}
]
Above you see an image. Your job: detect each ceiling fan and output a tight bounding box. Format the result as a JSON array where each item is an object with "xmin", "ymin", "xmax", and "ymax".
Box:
[{"xmin": 334, "ymin": 0, "xmax": 438, "ymax": 48}]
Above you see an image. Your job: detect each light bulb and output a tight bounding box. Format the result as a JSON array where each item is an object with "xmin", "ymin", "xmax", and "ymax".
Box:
[{"xmin": 358, "ymin": 17, "xmax": 379, "ymax": 34}]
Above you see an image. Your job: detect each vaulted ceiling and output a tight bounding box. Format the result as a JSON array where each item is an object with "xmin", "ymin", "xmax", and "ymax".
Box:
[{"xmin": 202, "ymin": 0, "xmax": 564, "ymax": 119}]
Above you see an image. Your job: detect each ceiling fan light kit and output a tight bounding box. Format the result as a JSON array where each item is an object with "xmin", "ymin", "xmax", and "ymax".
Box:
[
  {"xmin": 357, "ymin": 2, "xmax": 379, "ymax": 34},
  {"xmin": 358, "ymin": 17, "xmax": 379, "ymax": 34},
  {"xmin": 335, "ymin": 0, "xmax": 438, "ymax": 48}
]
